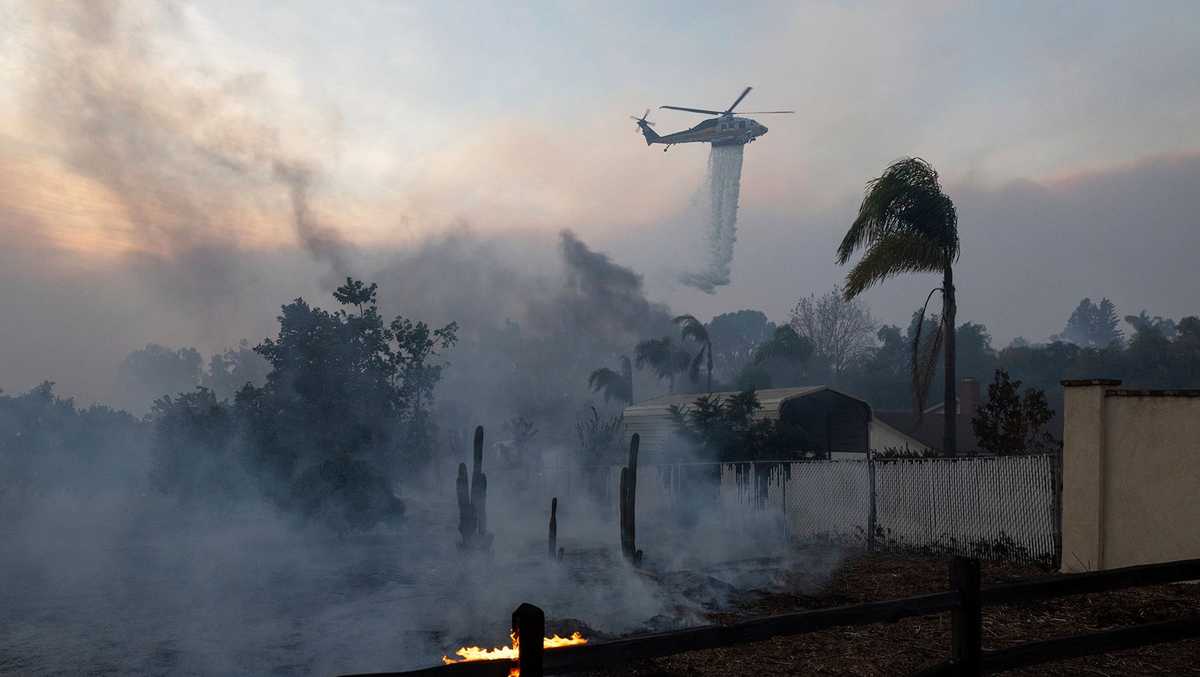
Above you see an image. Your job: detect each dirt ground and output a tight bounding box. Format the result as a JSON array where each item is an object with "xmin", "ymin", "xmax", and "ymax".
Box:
[{"xmin": 576, "ymin": 553, "xmax": 1200, "ymax": 676}]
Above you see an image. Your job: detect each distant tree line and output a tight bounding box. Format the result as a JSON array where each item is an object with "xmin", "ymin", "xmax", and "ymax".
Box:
[
  {"xmin": 642, "ymin": 297, "xmax": 1200, "ymax": 437},
  {"xmin": 4, "ymin": 279, "xmax": 457, "ymax": 533}
]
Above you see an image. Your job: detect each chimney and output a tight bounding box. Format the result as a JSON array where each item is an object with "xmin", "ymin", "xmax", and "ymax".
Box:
[{"xmin": 959, "ymin": 377, "xmax": 980, "ymax": 418}]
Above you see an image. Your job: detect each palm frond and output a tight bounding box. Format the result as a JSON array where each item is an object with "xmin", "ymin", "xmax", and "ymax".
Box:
[
  {"xmin": 634, "ymin": 337, "xmax": 669, "ymax": 370},
  {"xmin": 838, "ymin": 157, "xmax": 959, "ymax": 266},
  {"xmin": 672, "ymin": 314, "xmax": 709, "ymax": 345},
  {"xmin": 910, "ymin": 287, "xmax": 945, "ymax": 424},
  {"xmin": 588, "ymin": 367, "xmax": 620, "ymax": 391},
  {"xmin": 588, "ymin": 366, "xmax": 632, "ymax": 404},
  {"xmin": 843, "ymin": 230, "xmax": 947, "ymax": 298}
]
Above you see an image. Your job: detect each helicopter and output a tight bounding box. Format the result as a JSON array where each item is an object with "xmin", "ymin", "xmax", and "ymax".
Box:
[{"xmin": 632, "ymin": 86, "xmax": 793, "ymax": 151}]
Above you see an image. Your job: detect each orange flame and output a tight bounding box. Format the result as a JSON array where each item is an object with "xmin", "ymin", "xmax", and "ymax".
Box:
[{"xmin": 442, "ymin": 631, "xmax": 587, "ymax": 675}]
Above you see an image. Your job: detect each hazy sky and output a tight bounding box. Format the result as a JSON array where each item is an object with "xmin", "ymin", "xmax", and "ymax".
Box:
[{"xmin": 2, "ymin": 0, "xmax": 1199, "ymax": 400}]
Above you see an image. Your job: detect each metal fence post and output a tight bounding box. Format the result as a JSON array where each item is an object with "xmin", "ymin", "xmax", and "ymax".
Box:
[
  {"xmin": 867, "ymin": 449, "xmax": 878, "ymax": 552},
  {"xmin": 513, "ymin": 602, "xmax": 544, "ymax": 677},
  {"xmin": 950, "ymin": 557, "xmax": 982, "ymax": 676}
]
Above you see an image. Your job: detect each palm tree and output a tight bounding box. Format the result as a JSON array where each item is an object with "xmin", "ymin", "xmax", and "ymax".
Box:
[
  {"xmin": 837, "ymin": 157, "xmax": 961, "ymax": 456},
  {"xmin": 673, "ymin": 314, "xmax": 714, "ymax": 392},
  {"xmin": 635, "ymin": 337, "xmax": 691, "ymax": 394},
  {"xmin": 587, "ymin": 356, "xmax": 634, "ymax": 405}
]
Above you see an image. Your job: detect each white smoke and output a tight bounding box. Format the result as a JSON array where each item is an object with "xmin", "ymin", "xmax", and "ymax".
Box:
[{"xmin": 681, "ymin": 144, "xmax": 745, "ymax": 293}]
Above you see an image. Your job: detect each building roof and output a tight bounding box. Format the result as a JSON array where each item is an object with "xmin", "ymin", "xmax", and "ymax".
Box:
[
  {"xmin": 623, "ymin": 386, "xmax": 875, "ymax": 459},
  {"xmin": 624, "ymin": 386, "xmax": 834, "ymax": 422},
  {"xmin": 872, "ymin": 409, "xmax": 980, "ymax": 453}
]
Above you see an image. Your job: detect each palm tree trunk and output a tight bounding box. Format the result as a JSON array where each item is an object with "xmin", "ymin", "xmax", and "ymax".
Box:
[
  {"xmin": 942, "ymin": 264, "xmax": 958, "ymax": 457},
  {"xmin": 706, "ymin": 344, "xmax": 713, "ymax": 393}
]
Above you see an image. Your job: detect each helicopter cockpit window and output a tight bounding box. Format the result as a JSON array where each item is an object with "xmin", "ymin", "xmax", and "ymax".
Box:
[{"xmin": 738, "ymin": 121, "xmax": 746, "ymax": 129}]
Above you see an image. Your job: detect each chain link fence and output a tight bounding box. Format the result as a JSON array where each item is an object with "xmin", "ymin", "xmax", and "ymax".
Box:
[
  {"xmin": 547, "ymin": 454, "xmax": 1060, "ymax": 564},
  {"xmin": 871, "ymin": 454, "xmax": 1058, "ymax": 561}
]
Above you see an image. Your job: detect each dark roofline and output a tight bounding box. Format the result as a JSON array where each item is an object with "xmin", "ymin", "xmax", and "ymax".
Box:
[{"xmin": 1105, "ymin": 389, "xmax": 1200, "ymax": 398}]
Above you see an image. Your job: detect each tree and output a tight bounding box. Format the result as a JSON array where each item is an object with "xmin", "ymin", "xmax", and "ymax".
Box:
[
  {"xmin": 847, "ymin": 324, "xmax": 910, "ymax": 409},
  {"xmin": 749, "ymin": 325, "xmax": 814, "ymax": 387},
  {"xmin": 838, "ymin": 157, "xmax": 961, "ymax": 455},
  {"xmin": 149, "ymin": 387, "xmax": 239, "ymax": 500},
  {"xmin": 587, "ymin": 356, "xmax": 634, "ymax": 405},
  {"xmin": 789, "ymin": 288, "xmax": 876, "ymax": 385},
  {"xmin": 1, "ymin": 382, "xmax": 147, "ymax": 497},
  {"xmin": 1124, "ymin": 312, "xmax": 1174, "ymax": 385},
  {"xmin": 954, "ymin": 322, "xmax": 998, "ymax": 384},
  {"xmin": 706, "ymin": 310, "xmax": 776, "ymax": 384},
  {"xmin": 634, "ymin": 337, "xmax": 691, "ymax": 394},
  {"xmin": 575, "ymin": 406, "xmax": 624, "ymax": 463},
  {"xmin": 390, "ymin": 316, "xmax": 459, "ymax": 415},
  {"xmin": 1124, "ymin": 310, "xmax": 1177, "ymax": 340},
  {"xmin": 971, "ymin": 369, "xmax": 1060, "ymax": 455},
  {"xmin": 201, "ymin": 340, "xmax": 270, "ymax": 401},
  {"xmin": 238, "ymin": 277, "xmax": 456, "ymax": 529},
  {"xmin": 673, "ymin": 314, "xmax": 714, "ymax": 392},
  {"xmin": 116, "ymin": 344, "xmax": 203, "ymax": 412},
  {"xmin": 1058, "ymin": 298, "xmax": 1123, "ymax": 347},
  {"xmin": 667, "ymin": 390, "xmax": 811, "ymax": 462}
]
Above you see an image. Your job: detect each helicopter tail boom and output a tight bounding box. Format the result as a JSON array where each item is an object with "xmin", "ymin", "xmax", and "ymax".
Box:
[{"xmin": 638, "ymin": 121, "xmax": 660, "ymax": 145}]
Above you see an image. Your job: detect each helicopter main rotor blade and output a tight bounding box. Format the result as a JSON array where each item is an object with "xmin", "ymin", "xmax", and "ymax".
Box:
[
  {"xmin": 740, "ymin": 110, "xmax": 795, "ymax": 114},
  {"xmin": 660, "ymin": 105, "xmax": 723, "ymax": 115},
  {"xmin": 725, "ymin": 86, "xmax": 752, "ymax": 114}
]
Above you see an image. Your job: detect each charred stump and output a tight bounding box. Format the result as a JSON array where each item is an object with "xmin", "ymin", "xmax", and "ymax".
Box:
[
  {"xmin": 456, "ymin": 462, "xmax": 476, "ymax": 544},
  {"xmin": 457, "ymin": 425, "xmax": 492, "ymax": 551},
  {"xmin": 619, "ymin": 434, "xmax": 642, "ymax": 566}
]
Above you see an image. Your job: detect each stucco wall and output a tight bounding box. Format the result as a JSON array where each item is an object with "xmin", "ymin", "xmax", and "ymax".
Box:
[{"xmin": 1061, "ymin": 380, "xmax": 1200, "ymax": 572}]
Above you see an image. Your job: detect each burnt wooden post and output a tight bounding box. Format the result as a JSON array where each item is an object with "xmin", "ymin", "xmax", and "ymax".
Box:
[
  {"xmin": 950, "ymin": 556, "xmax": 982, "ymax": 676},
  {"xmin": 548, "ymin": 497, "xmax": 558, "ymax": 559},
  {"xmin": 512, "ymin": 602, "xmax": 545, "ymax": 677}
]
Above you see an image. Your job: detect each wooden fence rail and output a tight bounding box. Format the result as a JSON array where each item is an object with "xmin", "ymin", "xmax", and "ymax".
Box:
[{"xmin": 341, "ymin": 557, "xmax": 1200, "ymax": 677}]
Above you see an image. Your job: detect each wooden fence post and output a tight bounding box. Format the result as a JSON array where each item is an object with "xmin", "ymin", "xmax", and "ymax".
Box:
[
  {"xmin": 950, "ymin": 557, "xmax": 982, "ymax": 676},
  {"xmin": 513, "ymin": 602, "xmax": 545, "ymax": 677}
]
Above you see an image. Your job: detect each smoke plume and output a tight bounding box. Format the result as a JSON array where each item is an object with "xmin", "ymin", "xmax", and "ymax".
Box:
[{"xmin": 17, "ymin": 1, "xmax": 351, "ymax": 300}]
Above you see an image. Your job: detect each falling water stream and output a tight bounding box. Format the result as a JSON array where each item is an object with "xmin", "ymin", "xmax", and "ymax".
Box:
[{"xmin": 681, "ymin": 144, "xmax": 744, "ymax": 293}]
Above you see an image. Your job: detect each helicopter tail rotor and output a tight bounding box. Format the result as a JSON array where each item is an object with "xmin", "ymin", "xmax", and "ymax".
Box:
[
  {"xmin": 630, "ymin": 109, "xmax": 656, "ymax": 127},
  {"xmin": 631, "ymin": 109, "xmax": 660, "ymax": 145}
]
